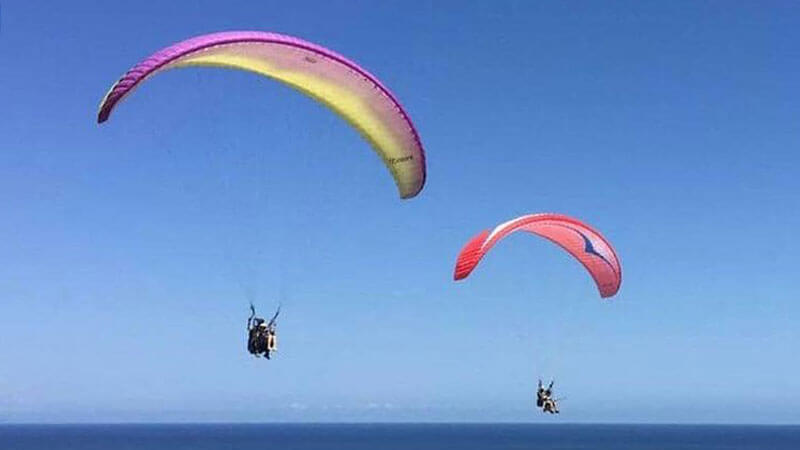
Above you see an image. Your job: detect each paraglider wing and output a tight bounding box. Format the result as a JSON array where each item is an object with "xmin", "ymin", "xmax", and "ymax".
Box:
[
  {"xmin": 453, "ymin": 214, "xmax": 622, "ymax": 298},
  {"xmin": 98, "ymin": 31, "xmax": 426, "ymax": 199}
]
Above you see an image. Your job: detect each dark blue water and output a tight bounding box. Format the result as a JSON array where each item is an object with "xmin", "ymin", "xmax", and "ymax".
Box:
[{"xmin": 1, "ymin": 424, "xmax": 798, "ymax": 450}]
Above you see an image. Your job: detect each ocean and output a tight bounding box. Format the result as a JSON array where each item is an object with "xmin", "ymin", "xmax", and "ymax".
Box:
[{"xmin": 1, "ymin": 424, "xmax": 798, "ymax": 450}]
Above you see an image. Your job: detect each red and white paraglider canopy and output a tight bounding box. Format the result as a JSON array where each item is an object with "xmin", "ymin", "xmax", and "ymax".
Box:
[{"xmin": 454, "ymin": 213, "xmax": 622, "ymax": 298}]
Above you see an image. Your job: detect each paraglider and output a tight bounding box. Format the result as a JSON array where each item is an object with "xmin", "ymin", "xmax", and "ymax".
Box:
[
  {"xmin": 97, "ymin": 31, "xmax": 426, "ymax": 199},
  {"xmin": 454, "ymin": 213, "xmax": 622, "ymax": 298},
  {"xmin": 455, "ymin": 213, "xmax": 622, "ymax": 415},
  {"xmin": 247, "ymin": 304, "xmax": 279, "ymax": 359},
  {"xmin": 97, "ymin": 31, "xmax": 427, "ymax": 366},
  {"xmin": 537, "ymin": 379, "xmax": 560, "ymax": 414}
]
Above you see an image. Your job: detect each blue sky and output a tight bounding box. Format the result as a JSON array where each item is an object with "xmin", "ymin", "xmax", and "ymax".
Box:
[{"xmin": 1, "ymin": 1, "xmax": 799, "ymax": 423}]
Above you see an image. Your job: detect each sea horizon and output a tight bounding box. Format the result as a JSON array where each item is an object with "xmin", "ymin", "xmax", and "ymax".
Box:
[
  {"xmin": 3, "ymin": 423, "xmax": 799, "ymax": 449},
  {"xmin": 2, "ymin": 421, "xmax": 800, "ymax": 426}
]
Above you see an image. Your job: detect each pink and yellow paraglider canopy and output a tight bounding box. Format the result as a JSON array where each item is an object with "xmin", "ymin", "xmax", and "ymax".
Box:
[
  {"xmin": 454, "ymin": 213, "xmax": 622, "ymax": 298},
  {"xmin": 98, "ymin": 31, "xmax": 426, "ymax": 199}
]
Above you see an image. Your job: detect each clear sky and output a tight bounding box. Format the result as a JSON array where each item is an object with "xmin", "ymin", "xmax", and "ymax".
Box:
[{"xmin": 1, "ymin": 1, "xmax": 799, "ymax": 424}]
